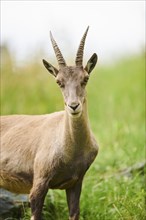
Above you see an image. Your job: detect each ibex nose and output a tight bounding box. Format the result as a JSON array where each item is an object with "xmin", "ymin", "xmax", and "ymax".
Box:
[{"xmin": 69, "ymin": 103, "xmax": 80, "ymax": 111}]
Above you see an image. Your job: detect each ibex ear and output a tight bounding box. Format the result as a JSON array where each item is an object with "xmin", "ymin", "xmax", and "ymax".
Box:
[
  {"xmin": 42, "ymin": 59, "xmax": 58, "ymax": 77},
  {"xmin": 84, "ymin": 53, "xmax": 98, "ymax": 74}
]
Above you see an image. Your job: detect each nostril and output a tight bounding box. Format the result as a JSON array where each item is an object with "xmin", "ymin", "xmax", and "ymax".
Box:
[{"xmin": 69, "ymin": 104, "xmax": 79, "ymax": 111}]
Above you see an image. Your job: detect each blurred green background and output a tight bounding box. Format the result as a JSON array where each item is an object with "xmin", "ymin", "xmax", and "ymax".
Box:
[{"xmin": 1, "ymin": 44, "xmax": 145, "ymax": 219}]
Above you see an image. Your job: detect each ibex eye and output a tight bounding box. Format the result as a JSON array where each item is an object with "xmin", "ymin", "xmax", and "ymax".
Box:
[
  {"xmin": 56, "ymin": 80, "xmax": 65, "ymax": 88},
  {"xmin": 60, "ymin": 84, "xmax": 65, "ymax": 88},
  {"xmin": 81, "ymin": 76, "xmax": 89, "ymax": 86},
  {"xmin": 84, "ymin": 76, "xmax": 89, "ymax": 82}
]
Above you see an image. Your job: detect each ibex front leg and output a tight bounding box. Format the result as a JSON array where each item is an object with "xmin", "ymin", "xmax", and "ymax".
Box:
[
  {"xmin": 29, "ymin": 177, "xmax": 49, "ymax": 220},
  {"xmin": 66, "ymin": 179, "xmax": 83, "ymax": 220}
]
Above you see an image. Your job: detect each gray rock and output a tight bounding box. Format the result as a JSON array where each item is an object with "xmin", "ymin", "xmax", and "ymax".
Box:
[{"xmin": 0, "ymin": 189, "xmax": 28, "ymax": 219}]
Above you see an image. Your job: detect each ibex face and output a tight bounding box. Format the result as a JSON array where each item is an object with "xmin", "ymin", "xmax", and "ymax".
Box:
[
  {"xmin": 43, "ymin": 26, "xmax": 98, "ymax": 118},
  {"xmin": 55, "ymin": 66, "xmax": 89, "ymax": 117}
]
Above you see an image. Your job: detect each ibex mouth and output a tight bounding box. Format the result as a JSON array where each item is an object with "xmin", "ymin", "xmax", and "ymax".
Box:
[
  {"xmin": 72, "ymin": 112, "xmax": 80, "ymax": 115},
  {"xmin": 67, "ymin": 104, "xmax": 82, "ymax": 118},
  {"xmin": 70, "ymin": 111, "xmax": 82, "ymax": 118}
]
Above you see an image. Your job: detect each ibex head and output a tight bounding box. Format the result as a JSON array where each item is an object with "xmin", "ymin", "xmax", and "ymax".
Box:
[{"xmin": 43, "ymin": 26, "xmax": 98, "ymax": 118}]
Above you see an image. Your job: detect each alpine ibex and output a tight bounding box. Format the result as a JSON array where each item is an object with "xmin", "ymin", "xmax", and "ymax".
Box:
[{"xmin": 0, "ymin": 26, "xmax": 98, "ymax": 220}]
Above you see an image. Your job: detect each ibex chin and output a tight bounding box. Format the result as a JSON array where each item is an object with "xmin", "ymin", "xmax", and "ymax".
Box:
[{"xmin": 0, "ymin": 26, "xmax": 98, "ymax": 220}]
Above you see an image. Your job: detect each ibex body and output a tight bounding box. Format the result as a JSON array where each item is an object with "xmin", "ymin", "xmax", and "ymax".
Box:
[{"xmin": 0, "ymin": 27, "xmax": 98, "ymax": 220}]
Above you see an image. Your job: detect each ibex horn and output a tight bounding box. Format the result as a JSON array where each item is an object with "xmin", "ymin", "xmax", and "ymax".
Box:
[
  {"xmin": 50, "ymin": 31, "xmax": 66, "ymax": 68},
  {"xmin": 75, "ymin": 26, "xmax": 89, "ymax": 66}
]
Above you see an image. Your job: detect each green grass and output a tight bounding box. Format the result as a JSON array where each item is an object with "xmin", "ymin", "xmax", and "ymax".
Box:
[{"xmin": 1, "ymin": 50, "xmax": 145, "ymax": 219}]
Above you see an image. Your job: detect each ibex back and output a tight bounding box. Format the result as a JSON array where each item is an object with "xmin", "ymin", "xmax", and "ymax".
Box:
[{"xmin": 0, "ymin": 26, "xmax": 99, "ymax": 220}]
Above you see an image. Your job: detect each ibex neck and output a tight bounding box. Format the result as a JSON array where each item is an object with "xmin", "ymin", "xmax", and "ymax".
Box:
[{"xmin": 64, "ymin": 99, "xmax": 91, "ymax": 147}]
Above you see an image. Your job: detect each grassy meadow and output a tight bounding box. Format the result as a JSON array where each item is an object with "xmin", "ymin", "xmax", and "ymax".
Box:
[{"xmin": 1, "ymin": 47, "xmax": 145, "ymax": 220}]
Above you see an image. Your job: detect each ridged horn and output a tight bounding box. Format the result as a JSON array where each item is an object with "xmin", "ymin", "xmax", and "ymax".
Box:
[
  {"xmin": 50, "ymin": 31, "xmax": 66, "ymax": 67},
  {"xmin": 75, "ymin": 26, "xmax": 89, "ymax": 66}
]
